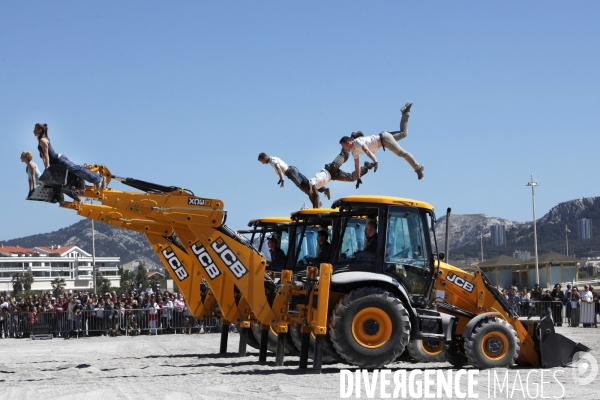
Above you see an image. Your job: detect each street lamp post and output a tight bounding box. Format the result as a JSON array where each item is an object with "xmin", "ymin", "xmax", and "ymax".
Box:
[
  {"xmin": 88, "ymin": 199, "xmax": 97, "ymax": 294},
  {"xmin": 526, "ymin": 174, "xmax": 540, "ymax": 285},
  {"xmin": 565, "ymin": 224, "xmax": 570, "ymax": 257}
]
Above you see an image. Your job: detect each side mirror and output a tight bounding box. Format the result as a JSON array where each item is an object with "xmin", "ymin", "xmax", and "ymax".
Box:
[{"xmin": 438, "ymin": 252, "xmax": 445, "ymax": 261}]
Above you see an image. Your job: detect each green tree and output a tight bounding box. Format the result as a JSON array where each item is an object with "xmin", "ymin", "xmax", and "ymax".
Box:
[
  {"xmin": 118, "ymin": 266, "xmax": 136, "ymax": 291},
  {"xmin": 51, "ymin": 278, "xmax": 66, "ymax": 298},
  {"xmin": 149, "ymin": 274, "xmax": 162, "ymax": 293},
  {"xmin": 135, "ymin": 261, "xmax": 149, "ymax": 291},
  {"xmin": 11, "ymin": 272, "xmax": 24, "ymax": 296},
  {"xmin": 95, "ymin": 272, "xmax": 112, "ymax": 294},
  {"xmin": 22, "ymin": 272, "xmax": 34, "ymax": 291}
]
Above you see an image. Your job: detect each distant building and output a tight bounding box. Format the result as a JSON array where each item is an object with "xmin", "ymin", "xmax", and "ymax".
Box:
[
  {"xmin": 513, "ymin": 250, "xmax": 531, "ymax": 261},
  {"xmin": 0, "ymin": 244, "xmax": 120, "ymax": 293},
  {"xmin": 577, "ymin": 218, "xmax": 592, "ymax": 240},
  {"xmin": 490, "ymin": 225, "xmax": 506, "ymax": 246}
]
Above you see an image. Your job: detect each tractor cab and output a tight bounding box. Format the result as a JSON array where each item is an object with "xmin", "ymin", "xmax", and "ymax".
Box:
[
  {"xmin": 240, "ymin": 217, "xmax": 292, "ymax": 272},
  {"xmin": 330, "ymin": 195, "xmax": 438, "ymax": 306}
]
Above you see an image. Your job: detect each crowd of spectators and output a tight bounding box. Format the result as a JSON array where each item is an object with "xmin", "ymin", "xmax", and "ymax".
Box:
[
  {"xmin": 0, "ymin": 284, "xmax": 208, "ymax": 339},
  {"xmin": 499, "ymin": 283, "xmax": 600, "ymax": 327}
]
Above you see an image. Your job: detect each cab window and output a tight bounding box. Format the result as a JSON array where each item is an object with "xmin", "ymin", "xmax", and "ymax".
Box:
[{"xmin": 385, "ymin": 206, "xmax": 429, "ymax": 295}]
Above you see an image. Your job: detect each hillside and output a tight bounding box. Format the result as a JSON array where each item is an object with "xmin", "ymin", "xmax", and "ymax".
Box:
[{"xmin": 3, "ymin": 197, "xmax": 600, "ymax": 266}]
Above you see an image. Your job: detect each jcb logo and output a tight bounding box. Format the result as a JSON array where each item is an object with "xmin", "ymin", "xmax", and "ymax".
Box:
[
  {"xmin": 188, "ymin": 197, "xmax": 211, "ymax": 207},
  {"xmin": 191, "ymin": 241, "xmax": 221, "ymax": 280},
  {"xmin": 446, "ymin": 272, "xmax": 474, "ymax": 293},
  {"xmin": 211, "ymin": 237, "xmax": 248, "ymax": 279},
  {"xmin": 161, "ymin": 247, "xmax": 189, "ymax": 281}
]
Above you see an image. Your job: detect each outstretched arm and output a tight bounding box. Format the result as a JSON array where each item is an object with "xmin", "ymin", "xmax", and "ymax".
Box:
[
  {"xmin": 274, "ymin": 164, "xmax": 285, "ymax": 187},
  {"xmin": 27, "ymin": 162, "xmax": 36, "ymax": 190},
  {"xmin": 362, "ymin": 145, "xmax": 378, "ymax": 164},
  {"xmin": 39, "ymin": 139, "xmax": 50, "ymax": 168}
]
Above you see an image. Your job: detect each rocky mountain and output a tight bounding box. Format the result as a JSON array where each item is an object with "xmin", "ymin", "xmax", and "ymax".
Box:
[{"xmin": 436, "ymin": 197, "xmax": 600, "ymax": 260}]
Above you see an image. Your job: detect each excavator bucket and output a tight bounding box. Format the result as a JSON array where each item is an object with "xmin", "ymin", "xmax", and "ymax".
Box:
[{"xmin": 537, "ymin": 316, "xmax": 590, "ymax": 368}]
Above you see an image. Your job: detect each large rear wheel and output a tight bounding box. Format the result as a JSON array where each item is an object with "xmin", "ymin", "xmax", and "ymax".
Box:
[
  {"xmin": 329, "ymin": 287, "xmax": 410, "ymax": 369},
  {"xmin": 464, "ymin": 317, "xmax": 519, "ymax": 368}
]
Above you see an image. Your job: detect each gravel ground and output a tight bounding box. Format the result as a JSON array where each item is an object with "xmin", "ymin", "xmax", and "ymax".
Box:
[{"xmin": 0, "ymin": 326, "xmax": 598, "ymax": 399}]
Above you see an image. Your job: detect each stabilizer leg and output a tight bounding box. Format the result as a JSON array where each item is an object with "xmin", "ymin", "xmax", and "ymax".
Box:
[
  {"xmin": 238, "ymin": 327, "xmax": 249, "ymax": 357},
  {"xmin": 312, "ymin": 334, "xmax": 324, "ymax": 374},
  {"xmin": 299, "ymin": 331, "xmax": 310, "ymax": 369},
  {"xmin": 259, "ymin": 325, "xmax": 269, "ymax": 362},
  {"xmin": 275, "ymin": 332, "xmax": 287, "ymax": 366},
  {"xmin": 219, "ymin": 322, "xmax": 230, "ymax": 354}
]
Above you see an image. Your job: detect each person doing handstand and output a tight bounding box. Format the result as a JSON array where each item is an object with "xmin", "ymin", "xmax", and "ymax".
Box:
[
  {"xmin": 20, "ymin": 150, "xmax": 41, "ymax": 198},
  {"xmin": 339, "ymin": 102, "xmax": 425, "ymax": 185},
  {"xmin": 34, "ymin": 123, "xmax": 106, "ymax": 202}
]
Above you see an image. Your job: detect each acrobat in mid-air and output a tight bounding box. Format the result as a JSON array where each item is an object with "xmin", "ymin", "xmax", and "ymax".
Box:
[
  {"xmin": 258, "ymin": 152, "xmax": 330, "ymax": 207},
  {"xmin": 339, "ymin": 101, "xmax": 424, "ymax": 182}
]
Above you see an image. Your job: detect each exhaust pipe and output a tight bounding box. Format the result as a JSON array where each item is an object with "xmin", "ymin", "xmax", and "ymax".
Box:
[{"xmin": 444, "ymin": 208, "xmax": 451, "ymax": 261}]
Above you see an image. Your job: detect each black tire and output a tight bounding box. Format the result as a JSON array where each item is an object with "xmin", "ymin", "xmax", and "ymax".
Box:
[
  {"xmin": 329, "ymin": 287, "xmax": 411, "ymax": 369},
  {"xmin": 289, "ymin": 322, "xmax": 344, "ymax": 364},
  {"xmin": 406, "ymin": 339, "xmax": 446, "ymax": 363},
  {"xmin": 464, "ymin": 317, "xmax": 519, "ymax": 369},
  {"xmin": 443, "ymin": 341, "xmax": 469, "ymax": 368},
  {"xmin": 250, "ymin": 322, "xmax": 300, "ymax": 356}
]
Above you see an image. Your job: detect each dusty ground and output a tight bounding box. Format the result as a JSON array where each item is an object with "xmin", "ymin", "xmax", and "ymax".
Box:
[{"xmin": 0, "ymin": 326, "xmax": 598, "ymax": 399}]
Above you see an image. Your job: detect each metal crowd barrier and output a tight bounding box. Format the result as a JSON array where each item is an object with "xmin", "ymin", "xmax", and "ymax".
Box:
[{"xmin": 0, "ymin": 307, "xmax": 223, "ymax": 339}]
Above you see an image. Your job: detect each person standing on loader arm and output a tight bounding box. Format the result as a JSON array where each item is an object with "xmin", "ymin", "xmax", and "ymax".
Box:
[
  {"xmin": 258, "ymin": 152, "xmax": 330, "ymax": 208},
  {"xmin": 339, "ymin": 102, "xmax": 425, "ymax": 187}
]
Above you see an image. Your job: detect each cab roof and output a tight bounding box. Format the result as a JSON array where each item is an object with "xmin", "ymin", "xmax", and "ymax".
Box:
[
  {"xmin": 290, "ymin": 208, "xmax": 338, "ymax": 219},
  {"xmin": 247, "ymin": 217, "xmax": 292, "ymax": 227},
  {"xmin": 333, "ymin": 195, "xmax": 434, "ymax": 211}
]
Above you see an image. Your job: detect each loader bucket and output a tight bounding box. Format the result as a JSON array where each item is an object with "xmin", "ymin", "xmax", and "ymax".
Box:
[{"xmin": 537, "ymin": 316, "xmax": 590, "ymax": 368}]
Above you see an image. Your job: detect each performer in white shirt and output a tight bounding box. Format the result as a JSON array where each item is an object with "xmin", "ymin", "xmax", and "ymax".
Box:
[{"xmin": 258, "ymin": 153, "xmax": 330, "ymax": 206}]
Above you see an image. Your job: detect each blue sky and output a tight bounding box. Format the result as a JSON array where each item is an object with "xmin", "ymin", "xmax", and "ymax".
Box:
[{"xmin": 2, "ymin": 2, "xmax": 599, "ymax": 242}]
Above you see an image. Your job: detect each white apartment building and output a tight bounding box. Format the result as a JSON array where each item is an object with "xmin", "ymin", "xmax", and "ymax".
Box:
[{"xmin": 0, "ymin": 244, "xmax": 120, "ymax": 293}]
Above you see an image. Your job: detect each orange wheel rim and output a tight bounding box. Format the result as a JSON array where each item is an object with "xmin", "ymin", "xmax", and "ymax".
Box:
[
  {"xmin": 351, "ymin": 307, "xmax": 393, "ymax": 349},
  {"xmin": 480, "ymin": 331, "xmax": 509, "ymax": 360},
  {"xmin": 422, "ymin": 340, "xmax": 443, "ymax": 356}
]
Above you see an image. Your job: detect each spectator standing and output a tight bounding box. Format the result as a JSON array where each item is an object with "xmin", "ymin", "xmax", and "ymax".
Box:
[
  {"xmin": 570, "ymin": 287, "xmax": 581, "ymax": 327},
  {"xmin": 0, "ymin": 304, "xmax": 7, "ymax": 338},
  {"xmin": 564, "ymin": 284, "xmax": 572, "ymax": 326},
  {"xmin": 54, "ymin": 296, "xmax": 66, "ymax": 337},
  {"xmin": 73, "ymin": 300, "xmax": 83, "ymax": 338},
  {"xmin": 507, "ymin": 286, "xmax": 521, "ymax": 314},
  {"xmin": 581, "ymin": 285, "xmax": 594, "ymax": 328},
  {"xmin": 550, "ymin": 284, "xmax": 564, "ymax": 326},
  {"xmin": 147, "ymin": 301, "xmax": 159, "ymax": 335},
  {"xmin": 95, "ymin": 299, "xmax": 105, "ymax": 336},
  {"xmin": 173, "ymin": 294, "xmax": 185, "ymax": 333},
  {"xmin": 161, "ymin": 295, "xmax": 173, "ymax": 334}
]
